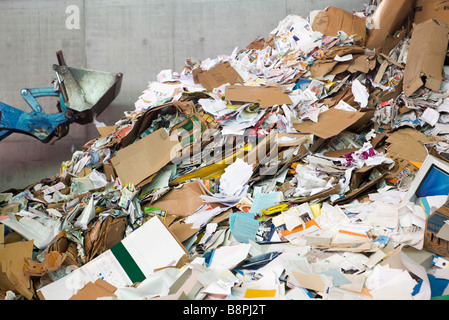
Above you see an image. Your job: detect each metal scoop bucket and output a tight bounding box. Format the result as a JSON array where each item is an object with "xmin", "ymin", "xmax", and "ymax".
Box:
[{"xmin": 53, "ymin": 50, "xmax": 123, "ymax": 124}]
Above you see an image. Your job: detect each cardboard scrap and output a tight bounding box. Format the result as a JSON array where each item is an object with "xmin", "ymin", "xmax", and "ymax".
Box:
[
  {"xmin": 366, "ymin": 0, "xmax": 414, "ymax": 51},
  {"xmin": 403, "ymin": 19, "xmax": 449, "ymax": 97},
  {"xmin": 386, "ymin": 128, "xmax": 440, "ymax": 163},
  {"xmin": 147, "ymin": 180, "xmax": 208, "ymax": 217},
  {"xmin": 414, "ymin": 0, "xmax": 449, "ymax": 25},
  {"xmin": 225, "ymin": 84, "xmax": 293, "ymax": 108},
  {"xmin": 169, "ymin": 222, "xmax": 201, "ymax": 243},
  {"xmin": 69, "ymin": 278, "xmax": 117, "ymax": 300},
  {"xmin": 291, "ymin": 271, "xmax": 327, "ymax": 292},
  {"xmin": 312, "ymin": 6, "xmax": 367, "ymax": 44},
  {"xmin": 293, "ymin": 108, "xmax": 366, "ymax": 139},
  {"xmin": 309, "ymin": 60, "xmax": 339, "ymax": 78},
  {"xmin": 196, "ymin": 62, "xmax": 242, "ymax": 92},
  {"xmin": 97, "ymin": 125, "xmax": 116, "ymax": 138},
  {"xmin": 246, "ymin": 37, "xmax": 267, "ymax": 50},
  {"xmin": 23, "ymin": 251, "xmax": 67, "ymax": 277},
  {"xmin": 0, "ymin": 225, "xmax": 34, "ymax": 300},
  {"xmin": 424, "ymin": 201, "xmax": 449, "ymax": 258},
  {"xmin": 111, "ymin": 128, "xmax": 180, "ymax": 187},
  {"xmin": 83, "ymin": 215, "xmax": 128, "ymax": 263}
]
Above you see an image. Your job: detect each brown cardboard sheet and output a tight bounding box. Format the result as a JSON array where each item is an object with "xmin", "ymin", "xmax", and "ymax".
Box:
[
  {"xmin": 147, "ymin": 180, "xmax": 207, "ymax": 217},
  {"xmin": 366, "ymin": 0, "xmax": 414, "ymax": 51},
  {"xmin": 312, "ymin": 6, "xmax": 367, "ymax": 44},
  {"xmin": 386, "ymin": 127, "xmax": 441, "ymax": 163},
  {"xmin": 69, "ymin": 278, "xmax": 117, "ymax": 300},
  {"xmin": 293, "ymin": 108, "xmax": 366, "ymax": 140},
  {"xmin": 225, "ymin": 85, "xmax": 293, "ymax": 108},
  {"xmin": 110, "ymin": 128, "xmax": 180, "ymax": 187},
  {"xmin": 403, "ymin": 19, "xmax": 449, "ymax": 97},
  {"xmin": 196, "ymin": 62, "xmax": 242, "ymax": 92},
  {"xmin": 414, "ymin": 0, "xmax": 449, "ymax": 25},
  {"xmin": 0, "ymin": 226, "xmax": 34, "ymax": 300}
]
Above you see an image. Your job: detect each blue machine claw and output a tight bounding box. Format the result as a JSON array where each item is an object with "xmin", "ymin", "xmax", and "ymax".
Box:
[
  {"xmin": 0, "ymin": 50, "xmax": 123, "ymax": 143},
  {"xmin": 0, "ymin": 88, "xmax": 68, "ymax": 143}
]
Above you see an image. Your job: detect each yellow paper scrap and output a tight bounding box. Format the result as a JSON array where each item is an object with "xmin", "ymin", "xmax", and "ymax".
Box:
[{"xmin": 244, "ymin": 289, "xmax": 277, "ymax": 299}]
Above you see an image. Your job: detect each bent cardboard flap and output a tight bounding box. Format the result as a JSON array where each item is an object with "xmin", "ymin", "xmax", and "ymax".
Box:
[
  {"xmin": 403, "ymin": 19, "xmax": 449, "ymax": 97},
  {"xmin": 111, "ymin": 128, "xmax": 180, "ymax": 187}
]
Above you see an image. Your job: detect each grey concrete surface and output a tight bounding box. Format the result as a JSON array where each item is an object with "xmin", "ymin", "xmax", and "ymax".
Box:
[{"xmin": 0, "ymin": 0, "xmax": 367, "ymax": 192}]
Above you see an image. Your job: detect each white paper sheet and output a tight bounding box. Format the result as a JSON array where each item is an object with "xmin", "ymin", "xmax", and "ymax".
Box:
[
  {"xmin": 351, "ymin": 79, "xmax": 369, "ymax": 108},
  {"xmin": 209, "ymin": 243, "xmax": 251, "ymax": 270}
]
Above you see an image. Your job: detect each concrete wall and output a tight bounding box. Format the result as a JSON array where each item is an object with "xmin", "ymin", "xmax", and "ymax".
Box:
[{"xmin": 0, "ymin": 0, "xmax": 367, "ymax": 192}]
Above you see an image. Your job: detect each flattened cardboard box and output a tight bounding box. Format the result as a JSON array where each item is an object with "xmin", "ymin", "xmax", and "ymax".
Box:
[
  {"xmin": 403, "ymin": 19, "xmax": 449, "ymax": 97},
  {"xmin": 37, "ymin": 217, "xmax": 188, "ymax": 300},
  {"xmin": 111, "ymin": 128, "xmax": 180, "ymax": 187},
  {"xmin": 424, "ymin": 201, "xmax": 449, "ymax": 258}
]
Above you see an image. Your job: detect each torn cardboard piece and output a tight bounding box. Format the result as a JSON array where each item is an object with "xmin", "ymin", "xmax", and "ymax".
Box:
[
  {"xmin": 437, "ymin": 221, "xmax": 449, "ymax": 242},
  {"xmin": 386, "ymin": 127, "xmax": 440, "ymax": 163},
  {"xmin": 347, "ymin": 54, "xmax": 377, "ymax": 74},
  {"xmin": 293, "ymin": 108, "xmax": 366, "ymax": 140},
  {"xmin": 309, "ymin": 60, "xmax": 339, "ymax": 78},
  {"xmin": 225, "ymin": 85, "xmax": 293, "ymax": 108},
  {"xmin": 69, "ymin": 278, "xmax": 117, "ymax": 300},
  {"xmin": 246, "ymin": 37, "xmax": 267, "ymax": 50},
  {"xmin": 196, "ymin": 62, "xmax": 242, "ymax": 92},
  {"xmin": 83, "ymin": 215, "xmax": 128, "ymax": 263},
  {"xmin": 403, "ymin": 19, "xmax": 449, "ymax": 97},
  {"xmin": 312, "ymin": 6, "xmax": 367, "ymax": 44},
  {"xmin": 111, "ymin": 128, "xmax": 180, "ymax": 187},
  {"xmin": 24, "ymin": 251, "xmax": 66, "ymax": 277}
]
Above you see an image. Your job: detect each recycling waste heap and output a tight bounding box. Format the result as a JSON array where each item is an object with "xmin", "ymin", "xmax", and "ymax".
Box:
[{"xmin": 2, "ymin": 0, "xmax": 449, "ymax": 301}]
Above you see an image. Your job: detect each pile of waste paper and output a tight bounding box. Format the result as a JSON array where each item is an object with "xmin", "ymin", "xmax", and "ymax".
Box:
[{"xmin": 2, "ymin": 0, "xmax": 449, "ymax": 300}]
